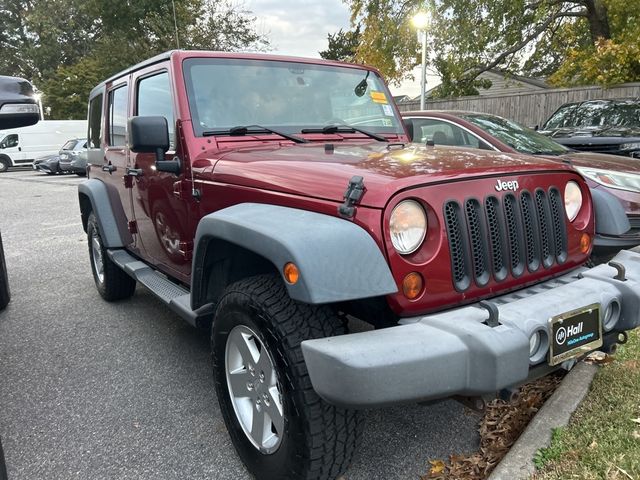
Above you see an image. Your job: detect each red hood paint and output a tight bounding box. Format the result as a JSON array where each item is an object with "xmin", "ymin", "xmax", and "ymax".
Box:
[{"xmin": 198, "ymin": 142, "xmax": 574, "ymax": 208}]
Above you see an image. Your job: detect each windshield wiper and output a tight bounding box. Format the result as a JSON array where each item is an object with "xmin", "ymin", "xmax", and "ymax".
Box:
[
  {"xmin": 301, "ymin": 124, "xmax": 389, "ymax": 142},
  {"xmin": 203, "ymin": 124, "xmax": 308, "ymax": 144}
]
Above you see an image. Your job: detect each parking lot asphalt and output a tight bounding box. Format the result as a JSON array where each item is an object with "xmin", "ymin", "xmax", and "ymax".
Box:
[{"xmin": 0, "ymin": 168, "xmax": 481, "ymax": 480}]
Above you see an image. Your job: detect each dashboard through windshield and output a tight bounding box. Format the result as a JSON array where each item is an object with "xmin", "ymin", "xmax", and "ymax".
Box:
[{"xmin": 183, "ymin": 57, "xmax": 404, "ymax": 137}]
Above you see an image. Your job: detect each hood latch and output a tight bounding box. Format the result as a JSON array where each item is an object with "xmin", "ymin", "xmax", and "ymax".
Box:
[{"xmin": 338, "ymin": 176, "xmax": 365, "ymax": 219}]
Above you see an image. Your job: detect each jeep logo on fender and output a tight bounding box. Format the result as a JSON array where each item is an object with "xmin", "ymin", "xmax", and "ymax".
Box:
[{"xmin": 495, "ymin": 179, "xmax": 519, "ymax": 192}]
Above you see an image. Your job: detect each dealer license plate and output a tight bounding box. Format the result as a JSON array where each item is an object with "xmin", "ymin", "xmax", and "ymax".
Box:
[{"xmin": 548, "ymin": 303, "xmax": 602, "ymax": 366}]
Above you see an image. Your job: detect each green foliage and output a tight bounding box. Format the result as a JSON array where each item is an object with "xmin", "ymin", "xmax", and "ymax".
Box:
[
  {"xmin": 345, "ymin": 0, "xmax": 640, "ymax": 96},
  {"xmin": 550, "ymin": 0, "xmax": 640, "ymax": 86},
  {"xmin": 0, "ymin": 0, "xmax": 269, "ymax": 119},
  {"xmin": 319, "ymin": 27, "xmax": 361, "ymax": 62}
]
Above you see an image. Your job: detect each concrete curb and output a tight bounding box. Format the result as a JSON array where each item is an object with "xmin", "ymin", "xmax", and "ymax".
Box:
[{"xmin": 488, "ymin": 361, "xmax": 599, "ymax": 480}]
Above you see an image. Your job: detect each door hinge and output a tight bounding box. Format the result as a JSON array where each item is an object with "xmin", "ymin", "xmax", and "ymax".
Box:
[
  {"xmin": 124, "ymin": 175, "xmax": 134, "ymax": 189},
  {"xmin": 128, "ymin": 220, "xmax": 138, "ymax": 234}
]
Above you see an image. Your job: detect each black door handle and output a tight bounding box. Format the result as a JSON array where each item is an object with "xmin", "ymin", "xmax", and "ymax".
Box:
[
  {"xmin": 102, "ymin": 164, "xmax": 116, "ymax": 173},
  {"xmin": 126, "ymin": 167, "xmax": 143, "ymax": 177}
]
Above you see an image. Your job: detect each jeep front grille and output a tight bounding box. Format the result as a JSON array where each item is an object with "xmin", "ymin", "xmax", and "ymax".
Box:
[{"xmin": 445, "ymin": 187, "xmax": 568, "ymax": 291}]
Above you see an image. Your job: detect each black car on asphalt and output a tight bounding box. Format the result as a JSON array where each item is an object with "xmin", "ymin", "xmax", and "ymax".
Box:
[
  {"xmin": 539, "ymin": 98, "xmax": 640, "ymax": 158},
  {"xmin": 32, "ymin": 153, "xmax": 61, "ymax": 174}
]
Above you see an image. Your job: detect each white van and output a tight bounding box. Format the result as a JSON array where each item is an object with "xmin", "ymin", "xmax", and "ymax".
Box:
[{"xmin": 0, "ymin": 120, "xmax": 87, "ymax": 172}]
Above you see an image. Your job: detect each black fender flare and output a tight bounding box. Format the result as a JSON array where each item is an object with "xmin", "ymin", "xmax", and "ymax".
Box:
[
  {"xmin": 191, "ymin": 203, "xmax": 398, "ymax": 308},
  {"xmin": 78, "ymin": 179, "xmax": 132, "ymax": 248}
]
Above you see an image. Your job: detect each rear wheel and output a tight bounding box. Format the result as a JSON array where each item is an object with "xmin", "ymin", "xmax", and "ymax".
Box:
[
  {"xmin": 87, "ymin": 212, "xmax": 136, "ymax": 301},
  {"xmin": 212, "ymin": 275, "xmax": 361, "ymax": 480},
  {"xmin": 0, "ymin": 231, "xmax": 10, "ymax": 310}
]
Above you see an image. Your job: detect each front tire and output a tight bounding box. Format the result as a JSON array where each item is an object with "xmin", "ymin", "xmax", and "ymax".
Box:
[
  {"xmin": 87, "ymin": 212, "xmax": 136, "ymax": 301},
  {"xmin": 0, "ymin": 157, "xmax": 9, "ymax": 173},
  {"xmin": 212, "ymin": 275, "xmax": 361, "ymax": 480}
]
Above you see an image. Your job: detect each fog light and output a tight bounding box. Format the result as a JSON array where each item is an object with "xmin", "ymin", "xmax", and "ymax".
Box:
[
  {"xmin": 580, "ymin": 233, "xmax": 591, "ymax": 254},
  {"xmin": 402, "ymin": 272, "xmax": 423, "ymax": 300},
  {"xmin": 283, "ymin": 262, "xmax": 300, "ymax": 284},
  {"xmin": 603, "ymin": 299, "xmax": 621, "ymax": 331}
]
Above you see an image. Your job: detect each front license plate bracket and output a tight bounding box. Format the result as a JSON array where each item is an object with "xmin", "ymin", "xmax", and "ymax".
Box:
[{"xmin": 548, "ymin": 303, "xmax": 602, "ymax": 366}]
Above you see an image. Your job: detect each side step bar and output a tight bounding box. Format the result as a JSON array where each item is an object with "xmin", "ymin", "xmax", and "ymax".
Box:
[{"xmin": 107, "ymin": 249, "xmax": 213, "ymax": 327}]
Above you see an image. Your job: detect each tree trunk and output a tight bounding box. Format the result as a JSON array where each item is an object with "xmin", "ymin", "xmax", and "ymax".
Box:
[{"xmin": 584, "ymin": 0, "xmax": 611, "ymax": 43}]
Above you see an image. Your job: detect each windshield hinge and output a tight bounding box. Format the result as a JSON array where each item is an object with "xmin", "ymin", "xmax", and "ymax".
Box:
[{"xmin": 338, "ymin": 176, "xmax": 365, "ymax": 219}]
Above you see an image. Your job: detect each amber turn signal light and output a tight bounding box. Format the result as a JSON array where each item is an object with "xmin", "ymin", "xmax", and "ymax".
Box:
[
  {"xmin": 580, "ymin": 233, "xmax": 592, "ymax": 254},
  {"xmin": 283, "ymin": 262, "xmax": 300, "ymax": 284},
  {"xmin": 402, "ymin": 272, "xmax": 423, "ymax": 300}
]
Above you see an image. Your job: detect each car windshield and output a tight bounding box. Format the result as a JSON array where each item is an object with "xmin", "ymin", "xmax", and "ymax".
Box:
[
  {"xmin": 545, "ymin": 101, "xmax": 640, "ymax": 129},
  {"xmin": 183, "ymin": 57, "xmax": 404, "ymax": 137},
  {"xmin": 462, "ymin": 113, "xmax": 569, "ymax": 155},
  {"xmin": 61, "ymin": 139, "xmax": 78, "ymax": 150}
]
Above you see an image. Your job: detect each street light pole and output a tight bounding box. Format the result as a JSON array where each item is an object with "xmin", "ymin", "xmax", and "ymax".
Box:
[
  {"xmin": 411, "ymin": 11, "xmax": 430, "ymax": 111},
  {"xmin": 420, "ymin": 30, "xmax": 427, "ymax": 110}
]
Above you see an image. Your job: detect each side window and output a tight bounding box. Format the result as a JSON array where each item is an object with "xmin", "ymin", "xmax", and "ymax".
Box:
[
  {"xmin": 0, "ymin": 134, "xmax": 18, "ymax": 149},
  {"xmin": 88, "ymin": 94, "xmax": 103, "ymax": 149},
  {"xmin": 108, "ymin": 85, "xmax": 128, "ymax": 147},
  {"xmin": 415, "ymin": 119, "xmax": 485, "ymax": 149},
  {"xmin": 137, "ymin": 72, "xmax": 175, "ymax": 148}
]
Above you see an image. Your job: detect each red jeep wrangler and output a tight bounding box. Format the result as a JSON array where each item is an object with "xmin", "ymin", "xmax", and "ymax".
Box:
[{"xmin": 78, "ymin": 51, "xmax": 640, "ymax": 479}]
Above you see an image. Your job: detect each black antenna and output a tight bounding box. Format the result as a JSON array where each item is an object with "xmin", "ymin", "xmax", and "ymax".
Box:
[{"xmin": 171, "ymin": 0, "xmax": 180, "ymax": 49}]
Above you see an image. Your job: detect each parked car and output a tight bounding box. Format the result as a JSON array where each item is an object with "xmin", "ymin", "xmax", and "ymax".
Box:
[
  {"xmin": 78, "ymin": 50, "xmax": 640, "ymax": 480},
  {"xmin": 538, "ymin": 98, "xmax": 640, "ymax": 158},
  {"xmin": 0, "ymin": 119, "xmax": 86, "ymax": 172},
  {"xmin": 58, "ymin": 138, "xmax": 88, "ymax": 175},
  {"xmin": 1, "ymin": 73, "xmax": 41, "ymax": 480},
  {"xmin": 33, "ymin": 154, "xmax": 61, "ymax": 174},
  {"xmin": 402, "ymin": 110, "xmax": 640, "ymax": 258}
]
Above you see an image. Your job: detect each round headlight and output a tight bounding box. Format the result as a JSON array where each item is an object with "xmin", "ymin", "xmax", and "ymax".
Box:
[
  {"xmin": 390, "ymin": 200, "xmax": 427, "ymax": 254},
  {"xmin": 564, "ymin": 181, "xmax": 583, "ymax": 222}
]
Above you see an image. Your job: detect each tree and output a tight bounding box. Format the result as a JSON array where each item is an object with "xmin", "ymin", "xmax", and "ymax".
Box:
[
  {"xmin": 345, "ymin": 0, "xmax": 640, "ymax": 96},
  {"xmin": 0, "ymin": 0, "xmax": 270, "ymax": 118},
  {"xmin": 319, "ymin": 27, "xmax": 361, "ymax": 62}
]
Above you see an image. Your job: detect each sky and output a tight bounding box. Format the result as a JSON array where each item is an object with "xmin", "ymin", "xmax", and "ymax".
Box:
[{"xmin": 243, "ymin": 0, "xmax": 440, "ymax": 97}]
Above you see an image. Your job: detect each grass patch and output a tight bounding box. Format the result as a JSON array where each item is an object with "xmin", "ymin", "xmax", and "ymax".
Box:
[{"xmin": 533, "ymin": 329, "xmax": 640, "ymax": 480}]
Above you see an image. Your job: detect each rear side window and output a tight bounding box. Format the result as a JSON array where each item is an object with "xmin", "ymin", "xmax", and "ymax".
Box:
[
  {"xmin": 108, "ymin": 85, "xmax": 129, "ymax": 147},
  {"xmin": 62, "ymin": 140, "xmax": 77, "ymax": 150},
  {"xmin": 88, "ymin": 94, "xmax": 103, "ymax": 149},
  {"xmin": 137, "ymin": 72, "xmax": 175, "ymax": 148}
]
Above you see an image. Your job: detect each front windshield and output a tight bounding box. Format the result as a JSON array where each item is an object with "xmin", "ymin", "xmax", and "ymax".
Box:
[
  {"xmin": 546, "ymin": 101, "xmax": 640, "ymax": 129},
  {"xmin": 183, "ymin": 57, "xmax": 404, "ymax": 136},
  {"xmin": 462, "ymin": 113, "xmax": 569, "ymax": 155}
]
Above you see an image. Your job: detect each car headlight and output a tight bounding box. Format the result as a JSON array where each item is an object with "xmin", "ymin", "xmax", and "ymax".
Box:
[
  {"xmin": 564, "ymin": 181, "xmax": 583, "ymax": 222},
  {"xmin": 621, "ymin": 142, "xmax": 640, "ymax": 151},
  {"xmin": 577, "ymin": 167, "xmax": 640, "ymax": 194},
  {"xmin": 390, "ymin": 200, "xmax": 427, "ymax": 254}
]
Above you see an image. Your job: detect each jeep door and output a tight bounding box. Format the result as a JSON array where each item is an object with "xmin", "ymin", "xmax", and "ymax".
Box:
[
  {"xmin": 90, "ymin": 80, "xmax": 142, "ymax": 256},
  {"xmin": 129, "ymin": 66, "xmax": 192, "ymax": 283}
]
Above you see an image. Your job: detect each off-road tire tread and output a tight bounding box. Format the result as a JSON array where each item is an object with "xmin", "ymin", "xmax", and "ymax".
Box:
[
  {"xmin": 0, "ymin": 232, "xmax": 10, "ymax": 310},
  {"xmin": 214, "ymin": 275, "xmax": 362, "ymax": 480},
  {"xmin": 87, "ymin": 213, "xmax": 136, "ymax": 301}
]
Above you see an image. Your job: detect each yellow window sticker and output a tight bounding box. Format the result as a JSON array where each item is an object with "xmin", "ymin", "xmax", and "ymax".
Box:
[{"xmin": 370, "ymin": 91, "xmax": 388, "ymax": 104}]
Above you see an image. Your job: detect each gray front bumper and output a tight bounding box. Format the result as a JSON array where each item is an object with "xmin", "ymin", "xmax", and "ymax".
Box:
[{"xmin": 301, "ymin": 249, "xmax": 640, "ymax": 408}]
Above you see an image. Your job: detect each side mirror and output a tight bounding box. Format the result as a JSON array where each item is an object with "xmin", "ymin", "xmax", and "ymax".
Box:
[
  {"xmin": 0, "ymin": 76, "xmax": 40, "ymax": 129},
  {"xmin": 128, "ymin": 116, "xmax": 179, "ymax": 174}
]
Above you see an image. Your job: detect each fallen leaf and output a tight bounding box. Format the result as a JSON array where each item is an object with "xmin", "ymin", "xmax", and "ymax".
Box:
[
  {"xmin": 428, "ymin": 459, "xmax": 446, "ymax": 475},
  {"xmin": 631, "ymin": 418, "xmax": 640, "ymax": 425},
  {"xmin": 632, "ymin": 431, "xmax": 640, "ymax": 440}
]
